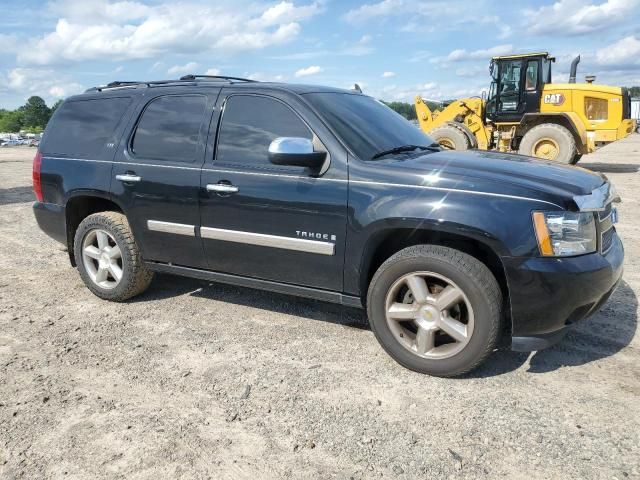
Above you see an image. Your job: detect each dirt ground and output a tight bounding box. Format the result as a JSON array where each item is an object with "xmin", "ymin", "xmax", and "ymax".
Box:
[{"xmin": 1, "ymin": 138, "xmax": 639, "ymax": 480}]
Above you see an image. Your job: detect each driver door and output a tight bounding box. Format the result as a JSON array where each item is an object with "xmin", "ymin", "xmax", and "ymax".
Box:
[{"xmin": 199, "ymin": 91, "xmax": 348, "ymax": 291}]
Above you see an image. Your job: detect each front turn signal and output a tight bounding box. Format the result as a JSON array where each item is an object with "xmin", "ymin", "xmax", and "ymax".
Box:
[{"xmin": 532, "ymin": 211, "xmax": 554, "ymax": 256}]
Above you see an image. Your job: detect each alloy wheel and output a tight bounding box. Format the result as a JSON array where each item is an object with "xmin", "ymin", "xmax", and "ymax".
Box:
[
  {"xmin": 384, "ymin": 271, "xmax": 474, "ymax": 359},
  {"xmin": 81, "ymin": 229, "xmax": 123, "ymax": 290}
]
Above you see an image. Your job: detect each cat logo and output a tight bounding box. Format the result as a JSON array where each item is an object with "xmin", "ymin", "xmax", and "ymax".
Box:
[{"xmin": 543, "ymin": 93, "xmax": 565, "ymax": 106}]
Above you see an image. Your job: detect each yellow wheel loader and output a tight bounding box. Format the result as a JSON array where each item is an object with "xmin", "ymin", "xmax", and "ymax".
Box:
[{"xmin": 415, "ymin": 53, "xmax": 637, "ymax": 164}]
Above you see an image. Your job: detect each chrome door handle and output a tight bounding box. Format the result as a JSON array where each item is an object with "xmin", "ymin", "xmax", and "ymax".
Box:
[
  {"xmin": 116, "ymin": 174, "xmax": 141, "ymax": 183},
  {"xmin": 206, "ymin": 184, "xmax": 239, "ymax": 194}
]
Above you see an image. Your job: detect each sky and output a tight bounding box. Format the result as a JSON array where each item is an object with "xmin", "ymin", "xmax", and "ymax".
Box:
[{"xmin": 1, "ymin": 0, "xmax": 639, "ymax": 108}]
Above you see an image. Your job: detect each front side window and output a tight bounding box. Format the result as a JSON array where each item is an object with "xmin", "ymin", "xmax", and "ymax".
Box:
[
  {"xmin": 132, "ymin": 95, "xmax": 207, "ymax": 162},
  {"xmin": 216, "ymin": 95, "xmax": 312, "ymax": 170}
]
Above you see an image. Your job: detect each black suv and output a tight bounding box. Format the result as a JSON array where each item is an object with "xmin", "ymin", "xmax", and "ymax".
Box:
[{"xmin": 32, "ymin": 75, "xmax": 623, "ymax": 376}]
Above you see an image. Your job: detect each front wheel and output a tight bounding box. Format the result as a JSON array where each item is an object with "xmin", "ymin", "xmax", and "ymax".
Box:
[
  {"xmin": 74, "ymin": 211, "xmax": 154, "ymax": 301},
  {"xmin": 367, "ymin": 245, "xmax": 502, "ymax": 377}
]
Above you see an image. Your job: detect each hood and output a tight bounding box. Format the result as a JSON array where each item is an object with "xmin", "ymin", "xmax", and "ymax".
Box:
[{"xmin": 365, "ymin": 149, "xmax": 605, "ymax": 208}]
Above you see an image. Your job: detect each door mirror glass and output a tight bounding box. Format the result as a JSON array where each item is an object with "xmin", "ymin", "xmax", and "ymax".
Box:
[{"xmin": 268, "ymin": 137, "xmax": 326, "ymax": 168}]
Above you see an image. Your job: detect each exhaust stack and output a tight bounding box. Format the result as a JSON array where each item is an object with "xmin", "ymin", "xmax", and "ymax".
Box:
[{"xmin": 569, "ymin": 55, "xmax": 580, "ymax": 83}]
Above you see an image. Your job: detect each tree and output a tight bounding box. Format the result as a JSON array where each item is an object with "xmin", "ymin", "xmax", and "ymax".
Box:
[
  {"xmin": 0, "ymin": 110, "xmax": 24, "ymax": 132},
  {"xmin": 18, "ymin": 96, "xmax": 51, "ymax": 130},
  {"xmin": 382, "ymin": 101, "xmax": 418, "ymax": 120},
  {"xmin": 628, "ymin": 86, "xmax": 640, "ymax": 97},
  {"xmin": 51, "ymin": 99, "xmax": 64, "ymax": 113}
]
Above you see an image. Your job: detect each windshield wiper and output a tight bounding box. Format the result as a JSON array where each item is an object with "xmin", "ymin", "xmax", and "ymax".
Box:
[{"xmin": 370, "ymin": 144, "xmax": 439, "ymax": 160}]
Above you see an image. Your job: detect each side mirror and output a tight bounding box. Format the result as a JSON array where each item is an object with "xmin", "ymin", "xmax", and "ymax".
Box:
[{"xmin": 268, "ymin": 137, "xmax": 326, "ymax": 168}]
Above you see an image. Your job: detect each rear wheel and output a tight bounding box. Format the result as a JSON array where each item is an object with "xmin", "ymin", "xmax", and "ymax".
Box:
[
  {"xmin": 519, "ymin": 123, "xmax": 576, "ymax": 164},
  {"xmin": 74, "ymin": 211, "xmax": 153, "ymax": 301},
  {"xmin": 367, "ymin": 245, "xmax": 502, "ymax": 377},
  {"xmin": 429, "ymin": 125, "xmax": 470, "ymax": 151}
]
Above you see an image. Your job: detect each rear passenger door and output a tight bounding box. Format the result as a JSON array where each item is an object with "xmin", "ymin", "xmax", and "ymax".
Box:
[
  {"xmin": 111, "ymin": 90, "xmax": 218, "ymax": 269},
  {"xmin": 199, "ymin": 91, "xmax": 348, "ymax": 291}
]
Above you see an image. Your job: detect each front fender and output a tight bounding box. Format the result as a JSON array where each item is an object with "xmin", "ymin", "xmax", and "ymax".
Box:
[{"xmin": 344, "ymin": 182, "xmax": 544, "ymax": 296}]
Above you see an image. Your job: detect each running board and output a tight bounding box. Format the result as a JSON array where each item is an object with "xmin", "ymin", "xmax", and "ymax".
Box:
[{"xmin": 145, "ymin": 262, "xmax": 364, "ymax": 308}]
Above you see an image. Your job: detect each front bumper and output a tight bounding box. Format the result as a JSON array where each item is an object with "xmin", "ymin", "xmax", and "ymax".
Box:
[{"xmin": 503, "ymin": 232, "xmax": 624, "ymax": 351}]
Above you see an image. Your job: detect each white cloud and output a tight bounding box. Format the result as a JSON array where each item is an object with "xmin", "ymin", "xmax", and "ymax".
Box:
[
  {"xmin": 295, "ymin": 65, "xmax": 322, "ymax": 77},
  {"xmin": 342, "ymin": 0, "xmax": 403, "ymax": 23},
  {"xmin": 19, "ymin": 1, "xmax": 321, "ymax": 65},
  {"xmin": 525, "ymin": 0, "xmax": 640, "ymax": 35},
  {"xmin": 252, "ymin": 1, "xmax": 322, "ymax": 27},
  {"xmin": 49, "ymin": 0, "xmax": 151, "ymax": 22},
  {"xmin": 341, "ymin": 33, "xmax": 375, "ymax": 56},
  {"xmin": 1, "ymin": 68, "xmax": 83, "ymax": 104},
  {"xmin": 596, "ymin": 35, "xmax": 640, "ymax": 66},
  {"xmin": 205, "ymin": 68, "xmax": 221, "ymax": 76},
  {"xmin": 442, "ymin": 44, "xmax": 514, "ymax": 62},
  {"xmin": 167, "ymin": 62, "xmax": 198, "ymax": 75},
  {"xmin": 382, "ymin": 71, "xmax": 396, "ymax": 78}
]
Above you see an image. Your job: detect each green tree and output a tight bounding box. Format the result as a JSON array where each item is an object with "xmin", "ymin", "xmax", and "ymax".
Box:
[
  {"xmin": 381, "ymin": 101, "xmax": 418, "ymax": 120},
  {"xmin": 51, "ymin": 99, "xmax": 64, "ymax": 113},
  {"xmin": 0, "ymin": 110, "xmax": 24, "ymax": 132},
  {"xmin": 18, "ymin": 96, "xmax": 51, "ymax": 130},
  {"xmin": 628, "ymin": 86, "xmax": 640, "ymax": 97}
]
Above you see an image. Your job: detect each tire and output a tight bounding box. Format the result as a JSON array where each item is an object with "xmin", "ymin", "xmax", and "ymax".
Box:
[
  {"xmin": 429, "ymin": 125, "xmax": 471, "ymax": 151},
  {"xmin": 367, "ymin": 245, "xmax": 502, "ymax": 377},
  {"xmin": 74, "ymin": 211, "xmax": 153, "ymax": 301},
  {"xmin": 518, "ymin": 123, "xmax": 576, "ymax": 164}
]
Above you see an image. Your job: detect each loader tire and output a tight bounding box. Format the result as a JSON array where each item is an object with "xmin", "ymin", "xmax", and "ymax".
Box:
[
  {"xmin": 429, "ymin": 126, "xmax": 470, "ymax": 151},
  {"xmin": 518, "ymin": 123, "xmax": 576, "ymax": 164}
]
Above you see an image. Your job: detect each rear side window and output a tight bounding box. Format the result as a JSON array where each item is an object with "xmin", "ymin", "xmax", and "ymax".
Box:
[
  {"xmin": 216, "ymin": 95, "xmax": 312, "ymax": 169},
  {"xmin": 41, "ymin": 97, "xmax": 131, "ymax": 158},
  {"xmin": 131, "ymin": 95, "xmax": 207, "ymax": 163}
]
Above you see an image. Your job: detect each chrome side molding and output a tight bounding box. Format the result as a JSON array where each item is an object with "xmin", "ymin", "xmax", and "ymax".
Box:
[
  {"xmin": 147, "ymin": 220, "xmax": 195, "ymax": 236},
  {"xmin": 200, "ymin": 227, "xmax": 335, "ymax": 256}
]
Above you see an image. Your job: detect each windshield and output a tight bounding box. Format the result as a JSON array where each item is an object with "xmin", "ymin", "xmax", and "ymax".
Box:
[{"xmin": 303, "ymin": 93, "xmax": 435, "ymax": 160}]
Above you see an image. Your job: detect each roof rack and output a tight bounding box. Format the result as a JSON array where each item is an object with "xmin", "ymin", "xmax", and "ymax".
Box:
[
  {"xmin": 179, "ymin": 74, "xmax": 257, "ymax": 83},
  {"xmin": 86, "ymin": 75, "xmax": 258, "ymax": 93}
]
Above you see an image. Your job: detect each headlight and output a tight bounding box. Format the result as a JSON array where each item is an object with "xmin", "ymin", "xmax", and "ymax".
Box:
[{"xmin": 532, "ymin": 211, "xmax": 597, "ymax": 256}]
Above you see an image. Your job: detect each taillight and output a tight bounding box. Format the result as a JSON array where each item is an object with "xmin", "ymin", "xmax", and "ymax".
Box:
[{"xmin": 32, "ymin": 151, "xmax": 43, "ymax": 202}]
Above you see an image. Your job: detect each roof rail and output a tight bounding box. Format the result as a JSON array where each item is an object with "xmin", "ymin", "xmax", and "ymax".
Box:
[
  {"xmin": 179, "ymin": 74, "xmax": 257, "ymax": 83},
  {"xmin": 85, "ymin": 75, "xmax": 257, "ymax": 93}
]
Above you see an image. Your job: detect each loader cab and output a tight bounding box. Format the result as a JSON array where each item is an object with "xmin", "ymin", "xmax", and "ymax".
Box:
[{"xmin": 485, "ymin": 53, "xmax": 554, "ymax": 123}]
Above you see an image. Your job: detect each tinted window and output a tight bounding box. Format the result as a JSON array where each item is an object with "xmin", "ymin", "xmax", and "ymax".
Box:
[
  {"xmin": 303, "ymin": 93, "xmax": 433, "ymax": 161},
  {"xmin": 41, "ymin": 97, "xmax": 131, "ymax": 158},
  {"xmin": 216, "ymin": 95, "xmax": 312, "ymax": 168},
  {"xmin": 132, "ymin": 95, "xmax": 207, "ymax": 162}
]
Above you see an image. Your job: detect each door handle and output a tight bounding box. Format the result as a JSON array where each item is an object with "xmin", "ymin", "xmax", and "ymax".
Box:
[
  {"xmin": 206, "ymin": 184, "xmax": 239, "ymax": 194},
  {"xmin": 116, "ymin": 174, "xmax": 141, "ymax": 183}
]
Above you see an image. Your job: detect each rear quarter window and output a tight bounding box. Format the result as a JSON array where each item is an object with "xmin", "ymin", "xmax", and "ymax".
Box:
[{"xmin": 41, "ymin": 97, "xmax": 132, "ymax": 159}]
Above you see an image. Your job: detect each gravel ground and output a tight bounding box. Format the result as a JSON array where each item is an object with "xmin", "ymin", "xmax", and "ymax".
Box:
[{"xmin": 1, "ymin": 139, "xmax": 639, "ymax": 479}]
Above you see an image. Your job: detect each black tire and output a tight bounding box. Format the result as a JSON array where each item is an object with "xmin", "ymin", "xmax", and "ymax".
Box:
[
  {"xmin": 74, "ymin": 211, "xmax": 153, "ymax": 301},
  {"xmin": 518, "ymin": 123, "xmax": 576, "ymax": 164},
  {"xmin": 367, "ymin": 245, "xmax": 502, "ymax": 377},
  {"xmin": 429, "ymin": 125, "xmax": 471, "ymax": 151}
]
